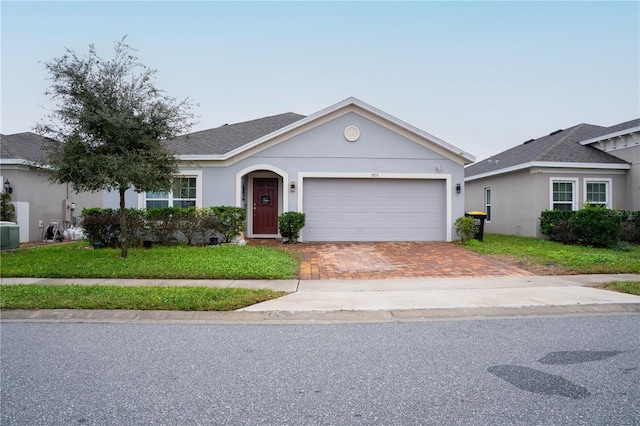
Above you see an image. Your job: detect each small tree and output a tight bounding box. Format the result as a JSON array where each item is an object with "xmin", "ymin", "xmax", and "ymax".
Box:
[
  {"xmin": 35, "ymin": 38, "xmax": 196, "ymax": 257},
  {"xmin": 0, "ymin": 191, "xmax": 16, "ymax": 222}
]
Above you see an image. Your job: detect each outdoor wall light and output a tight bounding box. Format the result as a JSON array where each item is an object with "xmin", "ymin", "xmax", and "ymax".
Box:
[
  {"xmin": 435, "ymin": 165, "xmax": 443, "ymax": 172},
  {"xmin": 456, "ymin": 183, "xmax": 461, "ymax": 194},
  {"xmin": 290, "ymin": 181, "xmax": 296, "ymax": 192},
  {"xmin": 70, "ymin": 203, "xmax": 76, "ymax": 211},
  {"xmin": 3, "ymin": 179, "xmax": 12, "ymax": 194}
]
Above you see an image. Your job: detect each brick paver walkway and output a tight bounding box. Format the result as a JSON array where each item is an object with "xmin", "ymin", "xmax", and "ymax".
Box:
[{"xmin": 250, "ymin": 240, "xmax": 533, "ymax": 280}]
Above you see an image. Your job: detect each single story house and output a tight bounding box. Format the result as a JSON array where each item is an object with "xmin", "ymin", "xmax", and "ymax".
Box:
[
  {"xmin": 464, "ymin": 118, "xmax": 639, "ymax": 238},
  {"xmin": 105, "ymin": 97, "xmax": 475, "ymax": 242},
  {"xmin": 0, "ymin": 132, "xmax": 103, "ymax": 242}
]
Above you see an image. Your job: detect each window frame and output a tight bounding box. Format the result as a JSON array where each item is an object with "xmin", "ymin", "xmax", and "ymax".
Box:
[
  {"xmin": 549, "ymin": 178, "xmax": 578, "ymax": 211},
  {"xmin": 139, "ymin": 170, "xmax": 203, "ymax": 209},
  {"xmin": 484, "ymin": 187, "xmax": 492, "ymax": 222},
  {"xmin": 583, "ymin": 178, "xmax": 612, "ymax": 208}
]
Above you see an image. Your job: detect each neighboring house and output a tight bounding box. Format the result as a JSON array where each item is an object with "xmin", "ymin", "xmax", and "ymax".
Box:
[
  {"xmin": 105, "ymin": 97, "xmax": 475, "ymax": 242},
  {"xmin": 464, "ymin": 119, "xmax": 639, "ymax": 238},
  {"xmin": 0, "ymin": 132, "xmax": 103, "ymax": 242}
]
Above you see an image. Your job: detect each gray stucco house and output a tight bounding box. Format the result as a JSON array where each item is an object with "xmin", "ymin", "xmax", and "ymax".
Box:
[
  {"xmin": 0, "ymin": 132, "xmax": 102, "ymax": 242},
  {"xmin": 106, "ymin": 97, "xmax": 475, "ymax": 242},
  {"xmin": 465, "ymin": 118, "xmax": 639, "ymax": 238}
]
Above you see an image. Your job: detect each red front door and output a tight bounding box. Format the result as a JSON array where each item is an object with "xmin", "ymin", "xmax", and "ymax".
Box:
[{"xmin": 253, "ymin": 178, "xmax": 279, "ymax": 235}]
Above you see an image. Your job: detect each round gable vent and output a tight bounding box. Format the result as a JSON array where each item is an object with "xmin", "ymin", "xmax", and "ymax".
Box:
[{"xmin": 344, "ymin": 126, "xmax": 360, "ymax": 142}]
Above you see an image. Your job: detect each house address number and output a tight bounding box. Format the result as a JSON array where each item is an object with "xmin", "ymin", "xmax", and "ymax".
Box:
[{"xmin": 371, "ymin": 173, "xmax": 379, "ymax": 178}]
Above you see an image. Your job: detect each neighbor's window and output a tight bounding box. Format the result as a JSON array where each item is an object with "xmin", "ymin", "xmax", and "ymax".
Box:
[
  {"xmin": 584, "ymin": 179, "xmax": 611, "ymax": 208},
  {"xmin": 551, "ymin": 180, "xmax": 577, "ymax": 211},
  {"xmin": 145, "ymin": 177, "xmax": 197, "ymax": 209},
  {"xmin": 484, "ymin": 187, "xmax": 492, "ymax": 222}
]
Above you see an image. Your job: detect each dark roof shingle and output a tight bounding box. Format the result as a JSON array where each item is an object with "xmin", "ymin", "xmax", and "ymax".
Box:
[
  {"xmin": 164, "ymin": 112, "xmax": 306, "ymax": 156},
  {"xmin": 0, "ymin": 132, "xmax": 48, "ymax": 163},
  {"xmin": 465, "ymin": 120, "xmax": 633, "ymax": 178}
]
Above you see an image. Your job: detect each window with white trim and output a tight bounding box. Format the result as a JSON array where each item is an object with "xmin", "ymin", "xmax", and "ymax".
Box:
[
  {"xmin": 584, "ymin": 179, "xmax": 611, "ymax": 208},
  {"xmin": 484, "ymin": 187, "xmax": 492, "ymax": 222},
  {"xmin": 551, "ymin": 179, "xmax": 577, "ymax": 211},
  {"xmin": 145, "ymin": 176, "xmax": 197, "ymax": 209}
]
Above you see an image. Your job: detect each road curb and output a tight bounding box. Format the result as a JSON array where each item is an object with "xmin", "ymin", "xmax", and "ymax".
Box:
[{"xmin": 2, "ymin": 303, "xmax": 639, "ymax": 325}]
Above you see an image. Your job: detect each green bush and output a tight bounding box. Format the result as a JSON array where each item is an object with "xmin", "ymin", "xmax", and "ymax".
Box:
[
  {"xmin": 278, "ymin": 212, "xmax": 306, "ymax": 243},
  {"xmin": 0, "ymin": 191, "xmax": 16, "ymax": 222},
  {"xmin": 570, "ymin": 205, "xmax": 621, "ymax": 248},
  {"xmin": 210, "ymin": 206, "xmax": 246, "ymax": 243},
  {"xmin": 175, "ymin": 207, "xmax": 220, "ymax": 245},
  {"xmin": 146, "ymin": 207, "xmax": 183, "ymax": 245},
  {"xmin": 80, "ymin": 208, "xmax": 121, "ymax": 247},
  {"xmin": 619, "ymin": 210, "xmax": 640, "ymax": 243},
  {"xmin": 539, "ymin": 210, "xmax": 575, "ymax": 242},
  {"xmin": 455, "ymin": 216, "xmax": 478, "ymax": 243}
]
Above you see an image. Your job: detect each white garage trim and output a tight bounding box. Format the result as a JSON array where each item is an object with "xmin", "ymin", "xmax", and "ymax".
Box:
[{"xmin": 297, "ymin": 172, "xmax": 452, "ymax": 241}]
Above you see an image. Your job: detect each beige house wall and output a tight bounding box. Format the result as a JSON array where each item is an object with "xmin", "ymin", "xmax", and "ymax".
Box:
[
  {"xmin": 465, "ymin": 167, "xmax": 629, "ymax": 238},
  {"xmin": 1, "ymin": 165, "xmax": 102, "ymax": 242},
  {"xmin": 604, "ymin": 145, "xmax": 639, "ymax": 209}
]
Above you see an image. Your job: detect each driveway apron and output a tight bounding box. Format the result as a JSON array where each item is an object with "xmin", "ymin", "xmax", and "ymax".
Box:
[{"xmin": 295, "ymin": 242, "xmax": 532, "ymax": 280}]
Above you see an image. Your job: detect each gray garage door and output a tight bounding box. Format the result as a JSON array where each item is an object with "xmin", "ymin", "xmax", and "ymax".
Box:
[{"xmin": 302, "ymin": 178, "xmax": 446, "ymax": 242}]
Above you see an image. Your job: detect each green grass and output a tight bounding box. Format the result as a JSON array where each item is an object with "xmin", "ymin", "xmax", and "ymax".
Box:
[
  {"xmin": 0, "ymin": 284, "xmax": 286, "ymax": 311},
  {"xmin": 602, "ymin": 281, "xmax": 640, "ymax": 296},
  {"xmin": 0, "ymin": 242, "xmax": 299, "ymax": 279},
  {"xmin": 463, "ymin": 234, "xmax": 640, "ymax": 274}
]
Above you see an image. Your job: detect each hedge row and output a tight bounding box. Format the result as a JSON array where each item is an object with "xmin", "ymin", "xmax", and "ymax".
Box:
[
  {"xmin": 540, "ymin": 206, "xmax": 640, "ymax": 247},
  {"xmin": 81, "ymin": 206, "xmax": 246, "ymax": 248}
]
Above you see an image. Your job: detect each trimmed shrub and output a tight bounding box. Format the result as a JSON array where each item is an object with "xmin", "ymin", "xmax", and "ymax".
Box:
[
  {"xmin": 569, "ymin": 205, "xmax": 621, "ymax": 248},
  {"xmin": 619, "ymin": 210, "xmax": 640, "ymax": 244},
  {"xmin": 146, "ymin": 207, "xmax": 182, "ymax": 245},
  {"xmin": 80, "ymin": 208, "xmax": 121, "ymax": 247},
  {"xmin": 455, "ymin": 216, "xmax": 478, "ymax": 243},
  {"xmin": 210, "ymin": 206, "xmax": 246, "ymax": 243},
  {"xmin": 539, "ymin": 210, "xmax": 575, "ymax": 242},
  {"xmin": 278, "ymin": 212, "xmax": 306, "ymax": 243}
]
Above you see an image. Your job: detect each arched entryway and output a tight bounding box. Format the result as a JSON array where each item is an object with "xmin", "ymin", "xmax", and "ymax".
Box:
[{"xmin": 236, "ymin": 165, "xmax": 287, "ymax": 238}]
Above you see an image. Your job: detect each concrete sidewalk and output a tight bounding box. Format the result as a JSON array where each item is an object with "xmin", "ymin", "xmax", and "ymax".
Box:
[{"xmin": 2, "ymin": 274, "xmax": 640, "ymax": 324}]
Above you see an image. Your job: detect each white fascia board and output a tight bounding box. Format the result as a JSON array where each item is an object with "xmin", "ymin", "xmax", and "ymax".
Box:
[
  {"xmin": 176, "ymin": 96, "xmax": 476, "ymax": 164},
  {"xmin": 0, "ymin": 159, "xmax": 31, "ymax": 165},
  {"xmin": 580, "ymin": 126, "xmax": 640, "ymax": 145},
  {"xmin": 464, "ymin": 161, "xmax": 631, "ymax": 182}
]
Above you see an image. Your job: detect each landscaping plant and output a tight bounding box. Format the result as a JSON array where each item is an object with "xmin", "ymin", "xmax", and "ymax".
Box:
[
  {"xmin": 455, "ymin": 216, "xmax": 478, "ymax": 243},
  {"xmin": 278, "ymin": 212, "xmax": 306, "ymax": 243}
]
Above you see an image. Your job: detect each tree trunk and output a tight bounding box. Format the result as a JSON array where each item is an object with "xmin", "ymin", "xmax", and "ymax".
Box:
[{"xmin": 119, "ymin": 188, "xmax": 128, "ymax": 258}]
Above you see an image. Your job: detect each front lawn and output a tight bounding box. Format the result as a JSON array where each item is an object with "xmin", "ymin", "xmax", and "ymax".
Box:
[
  {"xmin": 463, "ymin": 234, "xmax": 640, "ymax": 275},
  {"xmin": 0, "ymin": 242, "xmax": 299, "ymax": 280},
  {"xmin": 0, "ymin": 284, "xmax": 285, "ymax": 311}
]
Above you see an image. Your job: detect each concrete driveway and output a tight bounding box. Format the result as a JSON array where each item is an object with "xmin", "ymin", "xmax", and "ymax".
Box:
[{"xmin": 295, "ymin": 242, "xmax": 533, "ymax": 280}]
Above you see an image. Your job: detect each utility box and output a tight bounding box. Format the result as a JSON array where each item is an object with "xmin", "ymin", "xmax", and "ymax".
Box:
[
  {"xmin": 465, "ymin": 211, "xmax": 487, "ymax": 242},
  {"xmin": 0, "ymin": 221, "xmax": 20, "ymax": 250}
]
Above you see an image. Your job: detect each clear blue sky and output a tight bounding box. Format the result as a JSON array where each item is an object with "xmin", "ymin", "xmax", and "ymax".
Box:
[{"xmin": 2, "ymin": 1, "xmax": 638, "ymax": 162}]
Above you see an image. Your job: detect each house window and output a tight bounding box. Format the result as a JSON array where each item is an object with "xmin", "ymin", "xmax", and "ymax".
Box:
[
  {"xmin": 551, "ymin": 179, "xmax": 577, "ymax": 211},
  {"xmin": 484, "ymin": 187, "xmax": 492, "ymax": 222},
  {"xmin": 145, "ymin": 176, "xmax": 197, "ymax": 209},
  {"xmin": 584, "ymin": 179, "xmax": 611, "ymax": 208}
]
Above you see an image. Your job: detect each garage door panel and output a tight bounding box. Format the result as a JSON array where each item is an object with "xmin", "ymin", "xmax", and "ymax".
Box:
[{"xmin": 303, "ymin": 178, "xmax": 446, "ymax": 241}]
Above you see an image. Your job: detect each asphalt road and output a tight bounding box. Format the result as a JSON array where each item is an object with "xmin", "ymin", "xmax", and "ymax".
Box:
[{"xmin": 2, "ymin": 315, "xmax": 639, "ymax": 425}]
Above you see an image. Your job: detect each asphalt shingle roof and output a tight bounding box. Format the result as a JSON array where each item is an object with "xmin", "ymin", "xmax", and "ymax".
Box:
[
  {"xmin": 0, "ymin": 132, "xmax": 48, "ymax": 163},
  {"xmin": 164, "ymin": 112, "xmax": 306, "ymax": 156},
  {"xmin": 465, "ymin": 120, "xmax": 634, "ymax": 178}
]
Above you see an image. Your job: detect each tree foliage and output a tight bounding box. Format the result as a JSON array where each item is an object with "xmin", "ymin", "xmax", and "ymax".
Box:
[{"xmin": 35, "ymin": 38, "xmax": 196, "ymax": 257}]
